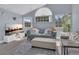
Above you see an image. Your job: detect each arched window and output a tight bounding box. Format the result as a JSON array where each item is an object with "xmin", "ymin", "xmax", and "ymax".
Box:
[{"xmin": 35, "ymin": 7, "xmax": 53, "ymax": 22}]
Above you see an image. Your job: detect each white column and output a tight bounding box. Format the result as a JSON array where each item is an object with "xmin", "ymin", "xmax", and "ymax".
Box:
[
  {"xmin": 72, "ymin": 5, "xmax": 79, "ymax": 32},
  {"xmin": 56, "ymin": 40, "xmax": 63, "ymax": 55}
]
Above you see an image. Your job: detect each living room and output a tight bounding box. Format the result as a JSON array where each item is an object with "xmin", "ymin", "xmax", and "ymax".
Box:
[{"xmin": 0, "ymin": 4, "xmax": 79, "ymax": 55}]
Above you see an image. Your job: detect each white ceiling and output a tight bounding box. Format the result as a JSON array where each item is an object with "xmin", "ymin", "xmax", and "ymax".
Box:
[{"xmin": 0, "ymin": 4, "xmax": 45, "ymax": 15}]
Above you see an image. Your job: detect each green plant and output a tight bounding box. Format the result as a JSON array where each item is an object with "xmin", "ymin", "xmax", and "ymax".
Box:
[{"xmin": 61, "ymin": 13, "xmax": 71, "ymax": 32}]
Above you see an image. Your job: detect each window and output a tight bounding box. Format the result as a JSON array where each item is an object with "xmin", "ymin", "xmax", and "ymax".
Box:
[
  {"xmin": 25, "ymin": 22, "xmax": 31, "ymax": 27},
  {"xmin": 23, "ymin": 17, "xmax": 32, "ymax": 28},
  {"xmin": 55, "ymin": 13, "xmax": 71, "ymax": 32},
  {"xmin": 36, "ymin": 16, "xmax": 49, "ymax": 22}
]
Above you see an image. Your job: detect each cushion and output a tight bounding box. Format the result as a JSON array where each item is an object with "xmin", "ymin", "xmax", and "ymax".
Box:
[
  {"xmin": 56, "ymin": 32, "xmax": 69, "ymax": 40},
  {"xmin": 31, "ymin": 28, "xmax": 39, "ymax": 34},
  {"xmin": 51, "ymin": 32, "xmax": 57, "ymax": 39},
  {"xmin": 61, "ymin": 36, "xmax": 69, "ymax": 40},
  {"xmin": 69, "ymin": 32, "xmax": 78, "ymax": 40},
  {"xmin": 39, "ymin": 29, "xmax": 45, "ymax": 34}
]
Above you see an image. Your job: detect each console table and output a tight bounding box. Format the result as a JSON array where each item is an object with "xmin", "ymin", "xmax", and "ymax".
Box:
[{"xmin": 62, "ymin": 40, "xmax": 79, "ymax": 55}]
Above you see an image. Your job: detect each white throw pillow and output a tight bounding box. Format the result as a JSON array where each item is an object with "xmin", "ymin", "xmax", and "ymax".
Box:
[{"xmin": 31, "ymin": 28, "xmax": 39, "ymax": 34}]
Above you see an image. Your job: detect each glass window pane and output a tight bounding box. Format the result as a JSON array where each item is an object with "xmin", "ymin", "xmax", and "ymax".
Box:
[{"xmin": 36, "ymin": 16, "xmax": 49, "ymax": 22}]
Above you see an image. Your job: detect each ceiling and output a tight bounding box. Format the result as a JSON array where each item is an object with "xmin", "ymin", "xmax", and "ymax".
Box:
[
  {"xmin": 0, "ymin": 4, "xmax": 45, "ymax": 15},
  {"xmin": 0, "ymin": 4, "xmax": 72, "ymax": 16}
]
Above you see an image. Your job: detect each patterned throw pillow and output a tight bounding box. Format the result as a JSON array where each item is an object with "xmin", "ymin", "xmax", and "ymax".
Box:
[{"xmin": 69, "ymin": 32, "xmax": 78, "ymax": 40}]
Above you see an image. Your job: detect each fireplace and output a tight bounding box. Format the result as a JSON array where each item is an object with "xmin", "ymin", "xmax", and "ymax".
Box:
[{"xmin": 5, "ymin": 24, "xmax": 23, "ymax": 35}]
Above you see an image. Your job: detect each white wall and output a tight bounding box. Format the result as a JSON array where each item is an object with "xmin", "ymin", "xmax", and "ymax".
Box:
[
  {"xmin": 23, "ymin": 4, "xmax": 72, "ymax": 30},
  {"xmin": 72, "ymin": 5, "xmax": 79, "ymax": 32},
  {"xmin": 0, "ymin": 8, "xmax": 22, "ymax": 42}
]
